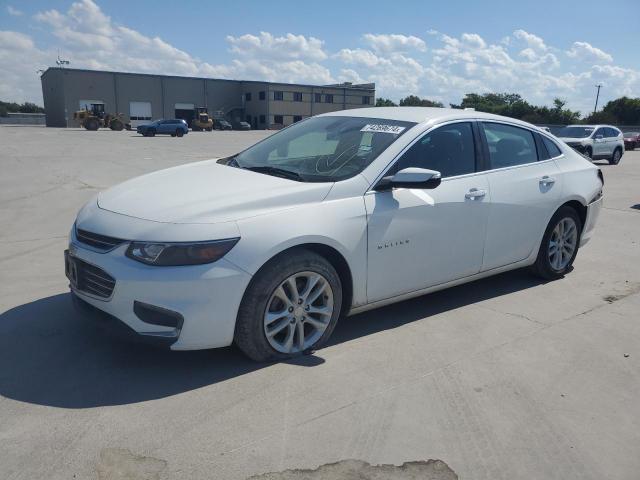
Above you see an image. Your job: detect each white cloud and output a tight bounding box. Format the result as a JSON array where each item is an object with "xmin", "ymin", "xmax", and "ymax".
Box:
[
  {"xmin": 363, "ymin": 33, "xmax": 426, "ymax": 53},
  {"xmin": 566, "ymin": 41, "xmax": 613, "ymax": 63},
  {"xmin": 225, "ymin": 32, "xmax": 327, "ymax": 62},
  {"xmin": 513, "ymin": 29, "xmax": 547, "ymax": 51},
  {"xmin": 0, "ymin": 0, "xmax": 638, "ymax": 116},
  {"xmin": 6, "ymin": 5, "xmax": 23, "ymax": 16}
]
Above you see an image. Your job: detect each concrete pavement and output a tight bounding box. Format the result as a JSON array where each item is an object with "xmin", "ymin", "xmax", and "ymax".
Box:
[{"xmin": 1, "ymin": 127, "xmax": 639, "ymax": 479}]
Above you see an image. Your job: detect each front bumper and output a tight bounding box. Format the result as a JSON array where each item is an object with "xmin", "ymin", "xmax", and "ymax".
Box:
[
  {"xmin": 580, "ymin": 195, "xmax": 603, "ymax": 247},
  {"xmin": 66, "ymin": 228, "xmax": 252, "ymax": 350}
]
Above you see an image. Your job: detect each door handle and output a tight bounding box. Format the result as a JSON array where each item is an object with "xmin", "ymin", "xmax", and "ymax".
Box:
[
  {"xmin": 540, "ymin": 175, "xmax": 556, "ymax": 186},
  {"xmin": 465, "ymin": 188, "xmax": 486, "ymax": 200}
]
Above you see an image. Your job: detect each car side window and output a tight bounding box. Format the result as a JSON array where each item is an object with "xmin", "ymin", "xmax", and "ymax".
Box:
[
  {"xmin": 542, "ymin": 137, "xmax": 562, "ymax": 158},
  {"xmin": 391, "ymin": 122, "xmax": 476, "ymax": 178},
  {"xmin": 482, "ymin": 122, "xmax": 538, "ymax": 169},
  {"xmin": 607, "ymin": 128, "xmax": 619, "ymax": 138},
  {"xmin": 594, "ymin": 128, "xmax": 605, "ymax": 138}
]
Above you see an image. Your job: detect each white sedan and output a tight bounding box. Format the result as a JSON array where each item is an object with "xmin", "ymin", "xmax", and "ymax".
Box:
[{"xmin": 66, "ymin": 107, "xmax": 603, "ymax": 361}]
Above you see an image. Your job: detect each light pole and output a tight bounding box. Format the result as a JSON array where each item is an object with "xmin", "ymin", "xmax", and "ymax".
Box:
[{"xmin": 593, "ymin": 84, "xmax": 602, "ymax": 115}]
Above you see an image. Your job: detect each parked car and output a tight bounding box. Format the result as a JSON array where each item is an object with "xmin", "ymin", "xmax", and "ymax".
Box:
[
  {"xmin": 623, "ymin": 131, "xmax": 640, "ymax": 150},
  {"xmin": 136, "ymin": 119, "xmax": 189, "ymax": 137},
  {"xmin": 557, "ymin": 125, "xmax": 624, "ymax": 164},
  {"xmin": 66, "ymin": 107, "xmax": 603, "ymax": 361},
  {"xmin": 215, "ymin": 119, "xmax": 233, "ymax": 130},
  {"xmin": 233, "ymin": 121, "xmax": 251, "ymax": 131}
]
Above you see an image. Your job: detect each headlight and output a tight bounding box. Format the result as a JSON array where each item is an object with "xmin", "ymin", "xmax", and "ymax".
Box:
[{"xmin": 125, "ymin": 238, "xmax": 240, "ymax": 266}]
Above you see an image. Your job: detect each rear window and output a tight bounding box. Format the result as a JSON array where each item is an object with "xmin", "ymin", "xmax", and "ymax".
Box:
[{"xmin": 482, "ymin": 122, "xmax": 538, "ymax": 169}]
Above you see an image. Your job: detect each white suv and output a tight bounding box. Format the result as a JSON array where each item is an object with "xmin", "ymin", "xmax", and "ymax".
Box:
[{"xmin": 557, "ymin": 125, "xmax": 624, "ymax": 165}]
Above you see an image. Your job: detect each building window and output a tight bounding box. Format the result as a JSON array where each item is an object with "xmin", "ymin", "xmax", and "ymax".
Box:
[
  {"xmin": 259, "ymin": 91, "xmax": 266, "ymax": 100},
  {"xmin": 314, "ymin": 93, "xmax": 322, "ymax": 103},
  {"xmin": 246, "ymin": 115, "xmax": 252, "ymax": 124},
  {"xmin": 274, "ymin": 115, "xmax": 284, "ymax": 125},
  {"xmin": 293, "ymin": 92, "xmax": 303, "ymax": 102},
  {"xmin": 273, "ymin": 91, "xmax": 284, "ymax": 101},
  {"xmin": 293, "ymin": 115, "xmax": 302, "ymax": 123},
  {"xmin": 362, "ymin": 96, "xmax": 371, "ymax": 105},
  {"xmin": 259, "ymin": 115, "xmax": 266, "ymax": 124},
  {"xmin": 325, "ymin": 94, "xmax": 333, "ymax": 103},
  {"xmin": 245, "ymin": 92, "xmax": 252, "ymax": 101}
]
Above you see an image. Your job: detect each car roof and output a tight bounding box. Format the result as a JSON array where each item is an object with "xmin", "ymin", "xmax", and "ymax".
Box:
[
  {"xmin": 566, "ymin": 124, "xmax": 618, "ymax": 129},
  {"xmin": 317, "ymin": 106, "xmax": 540, "ymax": 129}
]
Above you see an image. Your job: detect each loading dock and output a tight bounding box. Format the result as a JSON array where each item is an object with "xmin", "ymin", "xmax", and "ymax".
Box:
[{"xmin": 174, "ymin": 103, "xmax": 195, "ymax": 127}]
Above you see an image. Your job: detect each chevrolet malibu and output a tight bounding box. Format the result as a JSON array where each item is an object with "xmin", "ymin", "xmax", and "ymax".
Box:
[{"xmin": 66, "ymin": 108, "xmax": 604, "ymax": 361}]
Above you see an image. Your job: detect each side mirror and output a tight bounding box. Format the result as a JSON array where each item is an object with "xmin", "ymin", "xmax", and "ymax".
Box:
[
  {"xmin": 595, "ymin": 134, "xmax": 603, "ymax": 140},
  {"xmin": 375, "ymin": 167, "xmax": 442, "ymax": 191}
]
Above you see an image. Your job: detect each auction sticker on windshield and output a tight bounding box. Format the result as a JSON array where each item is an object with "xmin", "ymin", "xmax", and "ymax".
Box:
[{"xmin": 360, "ymin": 124, "xmax": 406, "ymax": 134}]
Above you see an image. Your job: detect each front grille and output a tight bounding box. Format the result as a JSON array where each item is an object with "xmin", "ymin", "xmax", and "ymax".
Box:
[
  {"xmin": 76, "ymin": 228, "xmax": 125, "ymax": 251},
  {"xmin": 69, "ymin": 257, "xmax": 116, "ymax": 298}
]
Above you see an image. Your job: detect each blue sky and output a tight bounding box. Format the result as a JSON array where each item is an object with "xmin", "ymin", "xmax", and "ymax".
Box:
[{"xmin": 1, "ymin": 0, "xmax": 639, "ymax": 114}]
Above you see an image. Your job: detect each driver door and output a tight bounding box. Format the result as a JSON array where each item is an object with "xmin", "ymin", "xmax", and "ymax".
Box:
[{"xmin": 365, "ymin": 122, "xmax": 490, "ymax": 302}]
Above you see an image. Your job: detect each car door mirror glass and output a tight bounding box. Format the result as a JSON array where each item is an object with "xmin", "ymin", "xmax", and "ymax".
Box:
[{"xmin": 376, "ymin": 167, "xmax": 442, "ymax": 191}]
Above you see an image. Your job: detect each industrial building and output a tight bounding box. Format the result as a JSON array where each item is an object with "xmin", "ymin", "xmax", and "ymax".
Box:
[{"xmin": 40, "ymin": 68, "xmax": 375, "ymax": 129}]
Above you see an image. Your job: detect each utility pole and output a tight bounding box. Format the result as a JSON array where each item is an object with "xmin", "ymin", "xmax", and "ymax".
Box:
[{"xmin": 593, "ymin": 84, "xmax": 602, "ymax": 115}]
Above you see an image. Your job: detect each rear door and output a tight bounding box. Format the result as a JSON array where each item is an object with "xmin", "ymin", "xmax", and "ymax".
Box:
[{"xmin": 480, "ymin": 122, "xmax": 562, "ymax": 271}]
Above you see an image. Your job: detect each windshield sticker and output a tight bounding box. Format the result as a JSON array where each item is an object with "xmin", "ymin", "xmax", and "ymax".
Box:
[{"xmin": 361, "ymin": 124, "xmax": 406, "ymax": 134}]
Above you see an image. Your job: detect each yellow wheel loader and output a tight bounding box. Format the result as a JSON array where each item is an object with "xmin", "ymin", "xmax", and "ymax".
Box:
[{"xmin": 191, "ymin": 107, "xmax": 214, "ymax": 131}]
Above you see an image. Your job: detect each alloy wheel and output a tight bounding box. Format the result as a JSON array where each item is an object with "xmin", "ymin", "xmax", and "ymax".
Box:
[
  {"xmin": 548, "ymin": 217, "xmax": 578, "ymax": 271},
  {"xmin": 263, "ymin": 271, "xmax": 334, "ymax": 354}
]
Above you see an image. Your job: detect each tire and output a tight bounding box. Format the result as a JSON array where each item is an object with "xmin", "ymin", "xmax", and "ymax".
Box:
[
  {"xmin": 234, "ymin": 249, "xmax": 343, "ymax": 362},
  {"xmin": 530, "ymin": 206, "xmax": 582, "ymax": 280},
  {"xmin": 609, "ymin": 147, "xmax": 622, "ymax": 165},
  {"xmin": 583, "ymin": 147, "xmax": 592, "ymax": 160},
  {"xmin": 85, "ymin": 118, "xmax": 99, "ymax": 131},
  {"xmin": 146, "ymin": 128, "xmax": 155, "ymax": 137},
  {"xmin": 176, "ymin": 129, "xmax": 184, "ymax": 137},
  {"xmin": 110, "ymin": 119, "xmax": 124, "ymax": 131}
]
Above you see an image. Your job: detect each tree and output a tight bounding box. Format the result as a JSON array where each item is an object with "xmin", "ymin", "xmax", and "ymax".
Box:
[
  {"xmin": 453, "ymin": 92, "xmax": 581, "ymax": 124},
  {"xmin": 375, "ymin": 98, "xmax": 397, "ymax": 107},
  {"xmin": 0, "ymin": 100, "xmax": 45, "ymax": 115},
  {"xmin": 399, "ymin": 95, "xmax": 444, "ymax": 107},
  {"xmin": 594, "ymin": 96, "xmax": 640, "ymax": 125}
]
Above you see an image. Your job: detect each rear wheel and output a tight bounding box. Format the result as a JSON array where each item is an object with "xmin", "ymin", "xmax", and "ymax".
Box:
[
  {"xmin": 531, "ymin": 206, "xmax": 582, "ymax": 280},
  {"xmin": 584, "ymin": 147, "xmax": 592, "ymax": 160},
  {"xmin": 235, "ymin": 250, "xmax": 342, "ymax": 362},
  {"xmin": 609, "ymin": 148, "xmax": 622, "ymax": 165},
  {"xmin": 109, "ymin": 119, "xmax": 124, "ymax": 131},
  {"xmin": 176, "ymin": 128, "xmax": 184, "ymax": 137}
]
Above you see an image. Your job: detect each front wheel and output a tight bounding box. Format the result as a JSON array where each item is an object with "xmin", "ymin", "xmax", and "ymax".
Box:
[
  {"xmin": 176, "ymin": 129, "xmax": 184, "ymax": 137},
  {"xmin": 531, "ymin": 206, "xmax": 582, "ymax": 280},
  {"xmin": 146, "ymin": 128, "xmax": 155, "ymax": 137},
  {"xmin": 235, "ymin": 250, "xmax": 342, "ymax": 362},
  {"xmin": 609, "ymin": 148, "xmax": 622, "ymax": 165}
]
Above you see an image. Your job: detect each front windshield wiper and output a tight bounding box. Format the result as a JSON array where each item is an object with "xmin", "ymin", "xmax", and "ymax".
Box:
[{"xmin": 242, "ymin": 166, "xmax": 304, "ymax": 181}]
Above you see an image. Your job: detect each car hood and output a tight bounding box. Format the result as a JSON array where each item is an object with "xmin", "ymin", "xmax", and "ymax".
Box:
[{"xmin": 97, "ymin": 160, "xmax": 333, "ymax": 224}]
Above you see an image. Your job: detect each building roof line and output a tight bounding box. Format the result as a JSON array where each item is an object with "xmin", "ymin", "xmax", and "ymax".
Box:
[{"xmin": 40, "ymin": 67, "xmax": 376, "ymax": 91}]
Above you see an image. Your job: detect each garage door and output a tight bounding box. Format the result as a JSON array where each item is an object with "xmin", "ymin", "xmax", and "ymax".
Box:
[
  {"xmin": 129, "ymin": 101, "xmax": 152, "ymax": 128},
  {"xmin": 175, "ymin": 103, "xmax": 195, "ymax": 127}
]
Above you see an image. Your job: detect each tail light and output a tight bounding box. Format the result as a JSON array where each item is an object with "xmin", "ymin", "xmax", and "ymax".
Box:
[{"xmin": 597, "ymin": 168, "xmax": 604, "ymax": 187}]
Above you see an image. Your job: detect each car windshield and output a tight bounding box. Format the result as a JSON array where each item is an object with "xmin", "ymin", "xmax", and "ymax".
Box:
[
  {"xmin": 231, "ymin": 116, "xmax": 415, "ymax": 182},
  {"xmin": 623, "ymin": 132, "xmax": 639, "ymax": 138},
  {"xmin": 558, "ymin": 126, "xmax": 594, "ymax": 138}
]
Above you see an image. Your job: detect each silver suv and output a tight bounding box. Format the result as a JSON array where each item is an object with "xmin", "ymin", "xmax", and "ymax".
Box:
[{"xmin": 557, "ymin": 125, "xmax": 624, "ymax": 165}]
